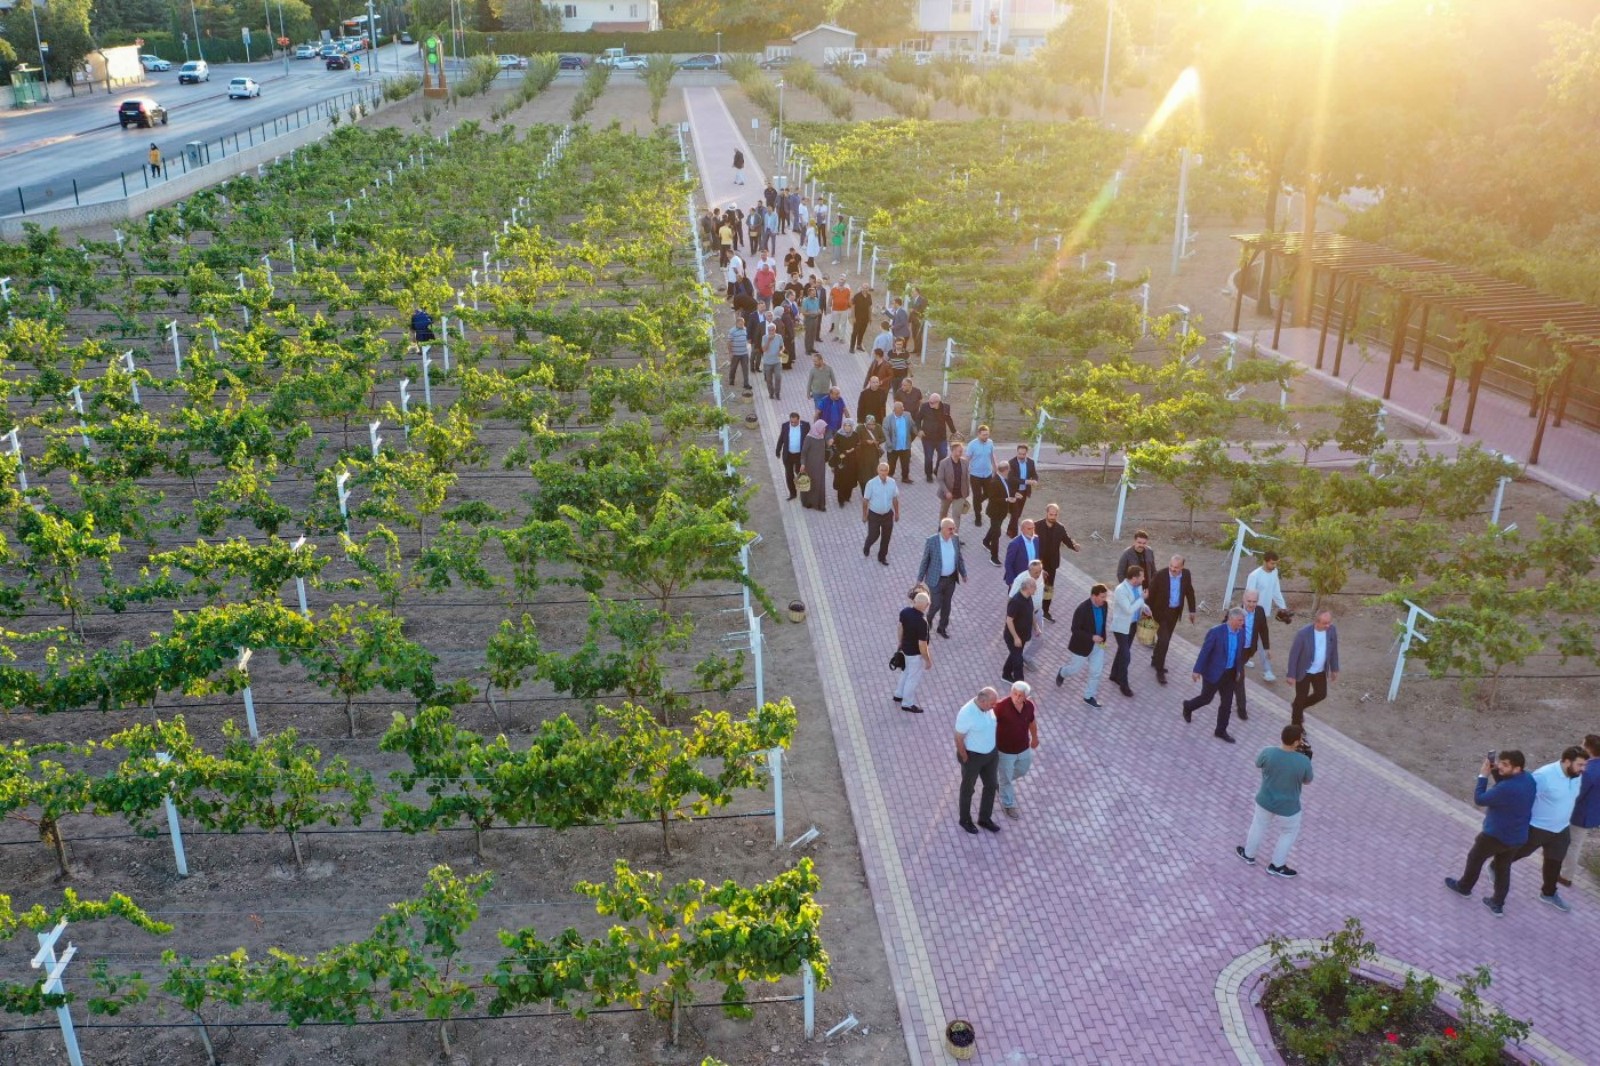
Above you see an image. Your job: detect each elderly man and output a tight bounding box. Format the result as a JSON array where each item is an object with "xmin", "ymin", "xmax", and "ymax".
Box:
[
  {"xmin": 1286, "ymin": 609, "xmax": 1339, "ymax": 730},
  {"xmin": 1003, "ymin": 518, "xmax": 1042, "ymax": 587},
  {"xmin": 1009, "ymin": 559, "xmax": 1047, "ymax": 667},
  {"xmin": 917, "ymin": 518, "xmax": 968, "ymax": 639},
  {"xmin": 1234, "ymin": 588, "xmax": 1271, "ymax": 721},
  {"xmin": 994, "ymin": 681, "xmax": 1040, "ymax": 819},
  {"xmin": 1146, "ymin": 554, "xmax": 1196, "ymax": 685},
  {"xmin": 1057, "ymin": 583, "xmax": 1111, "ymax": 708},
  {"xmin": 884, "ymin": 400, "xmax": 917, "ymax": 483},
  {"xmin": 816, "ymin": 385, "xmax": 847, "ymax": 436},
  {"xmin": 895, "ymin": 590, "xmax": 933, "ymax": 714},
  {"xmin": 954, "ymin": 687, "xmax": 1002, "ymax": 833},
  {"xmin": 935, "ymin": 440, "xmax": 971, "ymax": 534},
  {"xmin": 1184, "ymin": 608, "xmax": 1248, "ymax": 743},
  {"xmin": 861, "ymin": 461, "xmax": 900, "ymax": 566},
  {"xmin": 1002, "ymin": 577, "xmax": 1038, "ymax": 683},
  {"xmin": 916, "ymin": 393, "xmax": 958, "ymax": 483}
]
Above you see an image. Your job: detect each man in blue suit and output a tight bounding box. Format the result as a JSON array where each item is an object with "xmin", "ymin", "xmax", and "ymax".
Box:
[
  {"xmin": 1182, "ymin": 608, "xmax": 1247, "ymax": 743},
  {"xmin": 1002, "ymin": 519, "xmax": 1041, "ymax": 586}
]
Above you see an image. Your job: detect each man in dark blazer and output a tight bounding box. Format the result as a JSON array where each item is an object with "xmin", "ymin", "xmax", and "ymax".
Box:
[
  {"xmin": 1055, "ymin": 583, "xmax": 1111, "ymax": 707},
  {"xmin": 1005, "ymin": 444, "xmax": 1039, "ymax": 537},
  {"xmin": 1146, "ymin": 554, "xmax": 1196, "ymax": 685},
  {"xmin": 916, "ymin": 518, "xmax": 968, "ymax": 638},
  {"xmin": 1286, "ymin": 609, "xmax": 1340, "ymax": 729},
  {"xmin": 1233, "ymin": 588, "xmax": 1271, "ymax": 721},
  {"xmin": 1182, "ymin": 609, "xmax": 1246, "ymax": 743},
  {"xmin": 1035, "ymin": 502, "xmax": 1080, "ymax": 621},
  {"xmin": 1002, "ymin": 519, "xmax": 1041, "ymax": 587},
  {"xmin": 774, "ymin": 411, "xmax": 807, "ymax": 500}
]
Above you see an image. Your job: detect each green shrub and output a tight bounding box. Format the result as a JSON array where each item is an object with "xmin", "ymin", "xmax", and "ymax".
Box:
[
  {"xmin": 571, "ymin": 61, "xmax": 611, "ymax": 122},
  {"xmin": 383, "ymin": 74, "xmax": 422, "ymax": 102}
]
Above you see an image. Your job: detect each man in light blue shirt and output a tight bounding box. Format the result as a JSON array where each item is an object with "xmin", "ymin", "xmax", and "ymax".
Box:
[
  {"xmin": 966, "ymin": 424, "xmax": 996, "ymax": 525},
  {"xmin": 884, "ymin": 401, "xmax": 916, "ymax": 482}
]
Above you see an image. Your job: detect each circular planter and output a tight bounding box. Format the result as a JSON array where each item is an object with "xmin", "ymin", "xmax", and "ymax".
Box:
[
  {"xmin": 945, "ymin": 1019, "xmax": 976, "ymax": 1060},
  {"xmin": 787, "ymin": 600, "xmax": 807, "ymax": 624}
]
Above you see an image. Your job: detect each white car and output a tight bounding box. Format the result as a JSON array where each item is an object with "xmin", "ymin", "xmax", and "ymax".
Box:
[
  {"xmin": 139, "ymin": 54, "xmax": 171, "ymax": 72},
  {"xmin": 295, "ymin": 45, "xmax": 317, "ymax": 59},
  {"xmin": 496, "ymin": 54, "xmax": 528, "ymax": 69},
  {"xmin": 228, "ymin": 77, "xmax": 261, "ymax": 99},
  {"xmin": 610, "ymin": 55, "xmax": 647, "ymax": 70}
]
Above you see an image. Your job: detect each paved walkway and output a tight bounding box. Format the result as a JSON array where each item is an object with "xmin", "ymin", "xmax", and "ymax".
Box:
[{"xmin": 683, "ymin": 86, "xmax": 1600, "ymax": 1064}]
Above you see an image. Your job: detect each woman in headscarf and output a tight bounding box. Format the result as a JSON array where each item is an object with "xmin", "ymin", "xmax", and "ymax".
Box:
[
  {"xmin": 828, "ymin": 417, "xmax": 861, "ymax": 506},
  {"xmin": 800, "ymin": 418, "xmax": 829, "ymax": 511}
]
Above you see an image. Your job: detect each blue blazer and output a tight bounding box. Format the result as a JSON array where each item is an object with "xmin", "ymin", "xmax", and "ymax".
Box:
[
  {"xmin": 1191, "ymin": 623, "xmax": 1242, "ymax": 684},
  {"xmin": 1002, "ymin": 535, "xmax": 1039, "ymax": 586}
]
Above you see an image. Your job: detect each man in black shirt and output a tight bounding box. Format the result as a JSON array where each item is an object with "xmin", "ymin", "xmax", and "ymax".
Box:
[{"xmin": 1002, "ymin": 578, "xmax": 1037, "ymax": 682}]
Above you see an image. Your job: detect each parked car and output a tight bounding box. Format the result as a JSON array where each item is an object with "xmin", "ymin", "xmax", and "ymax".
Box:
[
  {"xmin": 118, "ymin": 97, "xmax": 169, "ymax": 128},
  {"xmin": 399, "ymin": 32, "xmax": 413, "ymax": 44},
  {"xmin": 610, "ymin": 54, "xmax": 647, "ymax": 70},
  {"xmin": 294, "ymin": 45, "xmax": 317, "ymax": 59},
  {"xmin": 496, "ymin": 54, "xmax": 527, "ymax": 69},
  {"xmin": 558, "ymin": 54, "xmax": 586, "ymax": 70},
  {"xmin": 319, "ymin": 44, "xmax": 339, "ymax": 57},
  {"xmin": 676, "ymin": 53, "xmax": 722, "ymax": 70},
  {"xmin": 598, "ymin": 47, "xmax": 627, "ymax": 65},
  {"xmin": 177, "ymin": 60, "xmax": 210, "ymax": 84},
  {"xmin": 758, "ymin": 55, "xmax": 794, "ymax": 70},
  {"xmin": 139, "ymin": 54, "xmax": 171, "ymax": 72},
  {"xmin": 228, "ymin": 77, "xmax": 261, "ymax": 98},
  {"xmin": 325, "ymin": 53, "xmax": 350, "ymax": 70}
]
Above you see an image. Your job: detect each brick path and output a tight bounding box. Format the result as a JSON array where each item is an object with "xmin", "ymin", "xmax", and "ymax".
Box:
[{"xmin": 683, "ymin": 86, "xmax": 1600, "ymax": 1064}]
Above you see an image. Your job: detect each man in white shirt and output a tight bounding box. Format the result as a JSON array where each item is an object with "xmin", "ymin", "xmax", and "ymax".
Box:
[
  {"xmin": 1286, "ymin": 610, "xmax": 1339, "ymax": 730},
  {"xmin": 954, "ymin": 687, "xmax": 1001, "ymax": 833},
  {"xmin": 1009, "ymin": 559, "xmax": 1046, "ymax": 667},
  {"xmin": 1245, "ymin": 552, "xmax": 1288, "ymax": 680},
  {"xmin": 1509, "ymin": 746, "xmax": 1590, "ymax": 912},
  {"xmin": 860, "ymin": 461, "xmax": 900, "ymax": 566},
  {"xmin": 1109, "ymin": 566, "xmax": 1153, "ymax": 699}
]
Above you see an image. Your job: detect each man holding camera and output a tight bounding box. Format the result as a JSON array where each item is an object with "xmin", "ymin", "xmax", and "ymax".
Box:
[
  {"xmin": 1445, "ymin": 750, "xmax": 1536, "ymax": 917},
  {"xmin": 1236, "ymin": 724, "xmax": 1314, "ymax": 878}
]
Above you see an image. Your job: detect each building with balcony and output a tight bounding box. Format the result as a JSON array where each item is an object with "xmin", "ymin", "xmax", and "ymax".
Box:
[
  {"xmin": 916, "ymin": 0, "xmax": 1069, "ymax": 55},
  {"xmin": 554, "ymin": 0, "xmax": 660, "ymax": 32}
]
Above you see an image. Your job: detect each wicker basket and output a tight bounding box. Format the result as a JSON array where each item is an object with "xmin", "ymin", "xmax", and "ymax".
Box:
[
  {"xmin": 1136, "ymin": 616, "xmax": 1159, "ymax": 646},
  {"xmin": 945, "ymin": 1020, "xmax": 976, "ymax": 1060},
  {"xmin": 788, "ymin": 601, "xmax": 807, "ymax": 624}
]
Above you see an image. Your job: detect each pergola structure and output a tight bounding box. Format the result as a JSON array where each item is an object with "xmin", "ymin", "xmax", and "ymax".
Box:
[{"xmin": 1230, "ymin": 232, "xmax": 1600, "ymax": 464}]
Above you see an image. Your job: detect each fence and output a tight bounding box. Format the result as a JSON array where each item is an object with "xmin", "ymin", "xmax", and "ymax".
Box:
[{"xmin": 7, "ymin": 83, "xmax": 386, "ymax": 217}]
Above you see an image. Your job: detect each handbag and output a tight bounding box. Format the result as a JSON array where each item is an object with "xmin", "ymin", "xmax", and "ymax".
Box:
[
  {"xmin": 889, "ymin": 649, "xmax": 906, "ymax": 671},
  {"xmin": 1135, "ymin": 616, "xmax": 1159, "ymax": 646},
  {"xmin": 1275, "ymin": 608, "xmax": 1295, "ymax": 625},
  {"xmin": 796, "ymin": 472, "xmax": 811, "ymax": 493}
]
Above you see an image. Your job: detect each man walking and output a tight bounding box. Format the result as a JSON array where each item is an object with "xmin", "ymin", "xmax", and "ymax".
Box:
[
  {"xmin": 1445, "ymin": 751, "xmax": 1536, "ymax": 916},
  {"xmin": 1005, "ymin": 444, "xmax": 1039, "ymax": 537},
  {"xmin": 1035, "ymin": 502, "xmax": 1080, "ymax": 622},
  {"xmin": 895, "ymin": 590, "xmax": 933, "ymax": 714},
  {"xmin": 1560, "ymin": 734, "xmax": 1600, "ymax": 888},
  {"xmin": 1246, "ymin": 551, "xmax": 1289, "ymax": 680},
  {"xmin": 149, "ymin": 143, "xmax": 163, "ymax": 178},
  {"xmin": 1009, "ymin": 559, "xmax": 1047, "ymax": 668},
  {"xmin": 954, "ymin": 687, "xmax": 1002, "ymax": 834},
  {"xmin": 1146, "ymin": 554, "xmax": 1196, "ymax": 685},
  {"xmin": 981, "ymin": 460, "xmax": 1014, "ymax": 566},
  {"xmin": 828, "ymin": 276, "xmax": 852, "ymax": 340},
  {"xmin": 1182, "ymin": 608, "xmax": 1246, "ymax": 742},
  {"xmin": 1002, "ymin": 578, "xmax": 1037, "ymax": 683},
  {"xmin": 807, "ymin": 353, "xmax": 835, "ymax": 413},
  {"xmin": 1003, "ymin": 518, "xmax": 1041, "ymax": 587},
  {"xmin": 861, "ymin": 461, "xmax": 899, "ymax": 566},
  {"xmin": 1286, "ymin": 610, "xmax": 1339, "ymax": 729},
  {"xmin": 966, "ymin": 425, "xmax": 996, "ymax": 528},
  {"xmin": 935, "ymin": 440, "xmax": 970, "ymax": 533},
  {"xmin": 760, "ymin": 322, "xmax": 785, "ymax": 399},
  {"xmin": 885, "ymin": 401, "xmax": 916, "ymax": 483},
  {"xmin": 916, "ymin": 393, "xmax": 958, "ymax": 482},
  {"xmin": 774, "ymin": 411, "xmax": 806, "ymax": 499},
  {"xmin": 1116, "ymin": 530, "xmax": 1156, "ymax": 585},
  {"xmin": 1233, "ymin": 589, "xmax": 1271, "ymax": 721},
  {"xmin": 1237, "ymin": 724, "xmax": 1314, "ymax": 879},
  {"xmin": 1056, "ymin": 584, "xmax": 1110, "ymax": 707},
  {"xmin": 850, "ymin": 284, "xmax": 873, "ymax": 353},
  {"xmin": 1109, "ymin": 565, "xmax": 1151, "ymax": 699},
  {"xmin": 994, "ymin": 681, "xmax": 1039, "ymax": 819},
  {"xmin": 726, "ymin": 320, "xmax": 751, "ymax": 390},
  {"xmin": 1507, "ymin": 746, "xmax": 1590, "ymax": 912},
  {"xmin": 916, "ymin": 518, "xmax": 967, "ymax": 639}
]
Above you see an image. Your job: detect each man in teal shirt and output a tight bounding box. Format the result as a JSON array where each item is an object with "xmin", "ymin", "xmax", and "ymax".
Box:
[
  {"xmin": 1237, "ymin": 724, "xmax": 1314, "ymax": 878},
  {"xmin": 966, "ymin": 424, "xmax": 996, "ymax": 526}
]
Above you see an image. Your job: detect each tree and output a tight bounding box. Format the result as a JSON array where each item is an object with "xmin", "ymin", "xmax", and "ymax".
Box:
[
  {"xmin": 0, "ymin": 740, "xmax": 94, "ymax": 878},
  {"xmin": 297, "ymin": 604, "xmax": 443, "ymax": 737},
  {"xmin": 487, "ymin": 0, "xmax": 561, "ymax": 31},
  {"xmin": 1035, "ymin": 0, "xmax": 1132, "ymax": 91},
  {"xmin": 834, "ymin": 0, "xmax": 915, "ymax": 47},
  {"xmin": 2, "ymin": 0, "xmax": 94, "ymax": 95}
]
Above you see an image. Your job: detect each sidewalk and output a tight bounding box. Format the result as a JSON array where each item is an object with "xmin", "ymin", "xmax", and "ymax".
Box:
[{"xmin": 683, "ymin": 85, "xmax": 1600, "ymax": 1065}]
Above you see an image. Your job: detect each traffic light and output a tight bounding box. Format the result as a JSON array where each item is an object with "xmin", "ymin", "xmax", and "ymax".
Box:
[{"xmin": 425, "ymin": 34, "xmax": 440, "ymax": 71}]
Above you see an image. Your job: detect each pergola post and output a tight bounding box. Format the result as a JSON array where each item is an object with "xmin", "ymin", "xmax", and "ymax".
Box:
[
  {"xmin": 1461, "ymin": 335, "xmax": 1501, "ymax": 436},
  {"xmin": 1410, "ymin": 306, "xmax": 1431, "ymax": 371},
  {"xmin": 1232, "ymin": 246, "xmax": 1260, "ymax": 332},
  {"xmin": 1333, "ymin": 286, "xmax": 1361, "ymax": 378},
  {"xmin": 1530, "ymin": 377, "xmax": 1555, "ymax": 465},
  {"xmin": 1272, "ymin": 261, "xmax": 1292, "ymax": 348},
  {"xmin": 1553, "ymin": 360, "xmax": 1576, "ymax": 428},
  {"xmin": 1315, "ymin": 271, "xmax": 1340, "ymax": 369},
  {"xmin": 1383, "ymin": 297, "xmax": 1410, "ymax": 399}
]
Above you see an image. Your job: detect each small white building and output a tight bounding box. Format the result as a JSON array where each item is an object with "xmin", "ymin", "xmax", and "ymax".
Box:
[
  {"xmin": 917, "ymin": 0, "xmax": 1069, "ymax": 54},
  {"xmin": 554, "ymin": 0, "xmax": 660, "ymax": 32},
  {"xmin": 786, "ymin": 24, "xmax": 858, "ymax": 67}
]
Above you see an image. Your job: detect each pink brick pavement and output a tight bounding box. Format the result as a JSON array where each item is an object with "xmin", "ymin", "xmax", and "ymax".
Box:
[{"xmin": 683, "ymin": 87, "xmax": 1600, "ymax": 1065}]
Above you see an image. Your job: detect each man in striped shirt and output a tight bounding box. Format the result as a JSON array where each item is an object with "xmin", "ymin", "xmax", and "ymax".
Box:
[{"xmin": 727, "ymin": 322, "xmax": 751, "ymax": 390}]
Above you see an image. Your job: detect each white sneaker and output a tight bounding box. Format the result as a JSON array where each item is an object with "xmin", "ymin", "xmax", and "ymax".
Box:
[
  {"xmin": 1246, "ymin": 660, "xmax": 1257, "ymax": 669},
  {"xmin": 1263, "ymin": 671, "xmax": 1277, "ymax": 682}
]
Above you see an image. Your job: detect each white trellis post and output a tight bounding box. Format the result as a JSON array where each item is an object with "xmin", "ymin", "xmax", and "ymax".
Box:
[
  {"xmin": 336, "ymin": 472, "xmax": 351, "ymax": 529},
  {"xmin": 287, "ymin": 237, "xmax": 296, "ymax": 273},
  {"xmin": 1103, "ymin": 260, "xmax": 1117, "ymax": 282},
  {"xmin": 210, "ymin": 329, "xmax": 220, "ymax": 353},
  {"xmin": 802, "ymin": 960, "xmax": 816, "ymax": 1040},
  {"xmin": 1032, "ymin": 408, "xmax": 1049, "ymax": 456},
  {"xmin": 856, "ymin": 230, "xmax": 866, "ymax": 273},
  {"xmin": 420, "ymin": 346, "xmax": 433, "ymax": 408},
  {"xmin": 399, "ymin": 379, "xmax": 412, "ymax": 437},
  {"xmin": 290, "ymin": 535, "xmax": 309, "ymax": 616},
  {"xmin": 1370, "ymin": 407, "xmax": 1387, "ymax": 474},
  {"xmin": 29, "ymin": 921, "xmax": 85, "ymax": 1066},
  {"xmin": 1222, "ymin": 518, "xmax": 1277, "ymax": 609},
  {"xmin": 769, "ymin": 744, "xmax": 783, "ymax": 846},
  {"xmin": 122, "ymin": 350, "xmax": 141, "ymax": 406},
  {"xmin": 369, "ymin": 420, "xmax": 382, "ymax": 459},
  {"xmin": 869, "ymin": 246, "xmax": 879, "ymax": 289},
  {"xmin": 5, "ymin": 429, "xmax": 27, "ymax": 493},
  {"xmin": 942, "ymin": 337, "xmax": 956, "ymax": 395},
  {"xmin": 168, "ymin": 320, "xmax": 183, "ymax": 371},
  {"xmin": 1388, "ymin": 600, "xmax": 1437, "ymax": 702},
  {"xmin": 1491, "ymin": 452, "xmax": 1518, "ymax": 526},
  {"xmin": 0, "ymin": 277, "xmax": 11, "ymax": 323},
  {"xmin": 1113, "ymin": 462, "xmax": 1137, "ymax": 541},
  {"xmin": 70, "ymin": 387, "xmax": 89, "ymax": 450},
  {"xmin": 440, "ymin": 317, "xmax": 451, "ymax": 371},
  {"xmin": 238, "ymin": 648, "xmax": 259, "ymax": 739},
  {"xmin": 155, "ymin": 752, "xmax": 189, "ymax": 876},
  {"xmin": 114, "ymin": 229, "xmax": 125, "ymax": 251},
  {"xmin": 920, "ymin": 318, "xmax": 930, "ymax": 365},
  {"xmin": 1138, "ymin": 283, "xmax": 1150, "ymax": 335}
]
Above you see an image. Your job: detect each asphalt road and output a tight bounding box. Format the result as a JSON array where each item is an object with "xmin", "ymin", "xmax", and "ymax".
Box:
[{"xmin": 1, "ymin": 44, "xmax": 426, "ymax": 215}]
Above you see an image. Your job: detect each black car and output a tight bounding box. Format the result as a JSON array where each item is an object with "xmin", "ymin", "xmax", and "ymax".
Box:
[
  {"xmin": 558, "ymin": 54, "xmax": 585, "ymax": 70},
  {"xmin": 677, "ymin": 53, "xmax": 722, "ymax": 70},
  {"xmin": 758, "ymin": 55, "xmax": 794, "ymax": 70},
  {"xmin": 118, "ymin": 97, "xmax": 169, "ymax": 128},
  {"xmin": 326, "ymin": 54, "xmax": 351, "ymax": 70}
]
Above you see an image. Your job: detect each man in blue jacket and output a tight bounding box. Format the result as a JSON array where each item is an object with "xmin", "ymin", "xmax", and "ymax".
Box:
[
  {"xmin": 1560, "ymin": 734, "xmax": 1600, "ymax": 888},
  {"xmin": 1445, "ymin": 751, "xmax": 1537, "ymax": 916},
  {"xmin": 1182, "ymin": 609, "xmax": 1246, "ymax": 743}
]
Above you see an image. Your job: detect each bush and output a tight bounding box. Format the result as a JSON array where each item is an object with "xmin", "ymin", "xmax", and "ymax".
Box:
[
  {"xmin": 383, "ymin": 74, "xmax": 422, "ymax": 102},
  {"xmin": 643, "ymin": 54, "xmax": 676, "ymax": 124},
  {"xmin": 786, "ymin": 61, "xmax": 852, "ymax": 121},
  {"xmin": 726, "ymin": 56, "xmax": 780, "ymax": 125},
  {"xmin": 455, "ymin": 55, "xmax": 503, "ymax": 99},
  {"xmin": 571, "ymin": 60, "xmax": 611, "ymax": 122},
  {"xmin": 505, "ymin": 53, "xmax": 560, "ymax": 111}
]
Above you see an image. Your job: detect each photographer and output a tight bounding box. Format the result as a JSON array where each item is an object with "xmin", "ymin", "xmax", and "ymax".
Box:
[
  {"xmin": 1444, "ymin": 750, "xmax": 1536, "ymax": 917},
  {"xmin": 1236, "ymin": 724, "xmax": 1314, "ymax": 879}
]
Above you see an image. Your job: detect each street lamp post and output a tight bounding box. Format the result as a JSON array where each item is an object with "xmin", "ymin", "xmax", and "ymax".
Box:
[
  {"xmin": 191, "ymin": 0, "xmax": 207, "ymax": 61},
  {"xmin": 29, "ymin": 5, "xmax": 50, "ymax": 102},
  {"xmin": 1098, "ymin": 0, "xmax": 1114, "ymax": 122},
  {"xmin": 716, "ymin": 31, "xmax": 722, "ymax": 58},
  {"xmin": 777, "ymin": 79, "xmax": 785, "ymax": 167}
]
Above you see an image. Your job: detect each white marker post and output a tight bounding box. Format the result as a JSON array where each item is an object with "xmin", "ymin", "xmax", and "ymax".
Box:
[
  {"xmin": 5, "ymin": 429, "xmax": 28, "ymax": 493},
  {"xmin": 440, "ymin": 317, "xmax": 451, "ymax": 371},
  {"xmin": 1388, "ymin": 600, "xmax": 1437, "ymax": 702},
  {"xmin": 155, "ymin": 752, "xmax": 189, "ymax": 876},
  {"xmin": 70, "ymin": 386, "xmax": 89, "ymax": 449},
  {"xmin": 369, "ymin": 420, "xmax": 382, "ymax": 459},
  {"xmin": 287, "ymin": 236, "xmax": 296, "ymax": 273},
  {"xmin": 420, "ymin": 347, "xmax": 433, "ymax": 409},
  {"xmin": 1490, "ymin": 452, "xmax": 1518, "ymax": 526},
  {"xmin": 1112, "ymin": 463, "xmax": 1137, "ymax": 542},
  {"xmin": 238, "ymin": 648, "xmax": 259, "ymax": 739},
  {"xmin": 29, "ymin": 922, "xmax": 85, "ymax": 1066},
  {"xmin": 336, "ymin": 472, "xmax": 351, "ymax": 530},
  {"xmin": 399, "ymin": 379, "xmax": 411, "ymax": 438},
  {"xmin": 802, "ymin": 959, "xmax": 815, "ymax": 1039},
  {"xmin": 168, "ymin": 320, "xmax": 183, "ymax": 371},
  {"xmin": 769, "ymin": 745, "xmax": 784, "ymax": 846},
  {"xmin": 290, "ymin": 535, "xmax": 309, "ymax": 616},
  {"xmin": 1221, "ymin": 518, "xmax": 1276, "ymax": 610},
  {"xmin": 122, "ymin": 350, "xmax": 141, "ymax": 406}
]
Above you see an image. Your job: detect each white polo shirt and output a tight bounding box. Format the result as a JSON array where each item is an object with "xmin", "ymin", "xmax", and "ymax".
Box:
[{"xmin": 955, "ymin": 700, "xmax": 997, "ymax": 755}]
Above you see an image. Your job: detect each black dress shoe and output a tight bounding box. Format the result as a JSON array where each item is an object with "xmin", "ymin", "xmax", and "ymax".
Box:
[
  {"xmin": 1155, "ymin": 670, "xmax": 1167, "ymax": 686},
  {"xmin": 977, "ymin": 819, "xmax": 1001, "ymax": 833},
  {"xmin": 1118, "ymin": 684, "xmax": 1134, "ymax": 698},
  {"xmin": 1214, "ymin": 731, "xmax": 1237, "ymax": 743},
  {"xmin": 787, "ymin": 493, "xmax": 798, "ymax": 500},
  {"xmin": 959, "ymin": 820, "xmax": 979, "ymax": 835},
  {"xmin": 1182, "ymin": 706, "xmax": 1193, "ymax": 723},
  {"xmin": 936, "ymin": 629, "xmax": 949, "ymax": 639},
  {"xmin": 1237, "ymin": 707, "xmax": 1249, "ymax": 721}
]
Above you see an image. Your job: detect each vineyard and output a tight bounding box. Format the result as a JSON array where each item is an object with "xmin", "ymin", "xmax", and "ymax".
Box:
[{"xmin": 0, "ymin": 121, "xmax": 845, "ymax": 1064}]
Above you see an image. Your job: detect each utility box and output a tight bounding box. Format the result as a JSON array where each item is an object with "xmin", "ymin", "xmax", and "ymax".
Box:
[{"xmin": 185, "ymin": 140, "xmax": 209, "ymax": 166}]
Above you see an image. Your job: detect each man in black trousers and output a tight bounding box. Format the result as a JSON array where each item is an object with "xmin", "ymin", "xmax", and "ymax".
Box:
[
  {"xmin": 1183, "ymin": 608, "xmax": 1246, "ymax": 743},
  {"xmin": 1146, "ymin": 554, "xmax": 1195, "ymax": 684},
  {"xmin": 774, "ymin": 411, "xmax": 806, "ymax": 500}
]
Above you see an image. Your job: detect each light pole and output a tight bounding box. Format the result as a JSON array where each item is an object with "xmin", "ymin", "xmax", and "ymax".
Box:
[
  {"xmin": 777, "ymin": 79, "xmax": 785, "ymax": 167},
  {"xmin": 29, "ymin": 4, "xmax": 50, "ymax": 102},
  {"xmin": 1170, "ymin": 146, "xmax": 1192, "ymax": 275},
  {"xmin": 1098, "ymin": 0, "xmax": 1114, "ymax": 122},
  {"xmin": 190, "ymin": 0, "xmax": 207, "ymax": 61},
  {"xmin": 716, "ymin": 30, "xmax": 722, "ymax": 58}
]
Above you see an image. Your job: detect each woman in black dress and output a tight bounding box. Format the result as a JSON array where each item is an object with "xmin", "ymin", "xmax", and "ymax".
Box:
[{"xmin": 829, "ymin": 418, "xmax": 861, "ymax": 505}]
